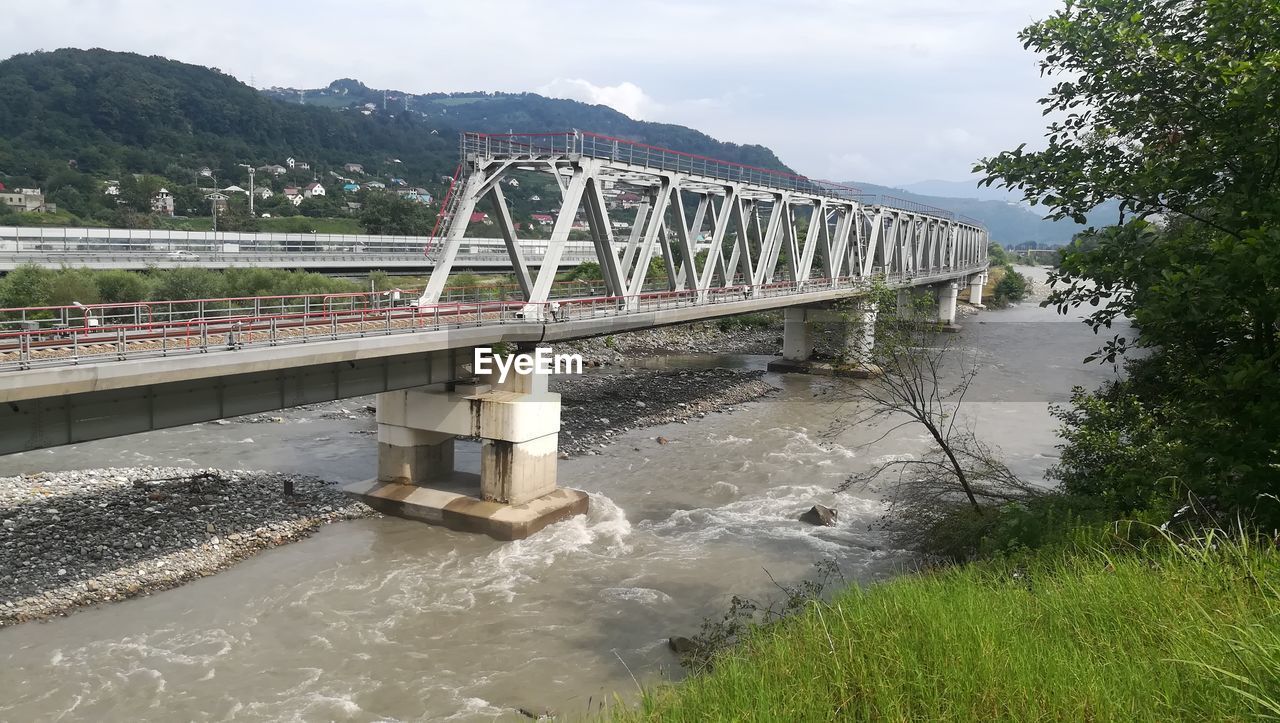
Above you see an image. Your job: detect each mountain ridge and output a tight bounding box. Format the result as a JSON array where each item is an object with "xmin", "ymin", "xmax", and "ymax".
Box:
[{"xmin": 0, "ymin": 48, "xmax": 1091, "ymax": 244}]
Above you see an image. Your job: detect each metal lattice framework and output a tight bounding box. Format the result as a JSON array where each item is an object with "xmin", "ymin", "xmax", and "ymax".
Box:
[{"xmin": 421, "ymin": 131, "xmax": 988, "ymax": 307}]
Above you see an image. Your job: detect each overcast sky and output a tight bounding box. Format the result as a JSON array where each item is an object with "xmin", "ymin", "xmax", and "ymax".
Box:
[{"xmin": 0, "ymin": 0, "xmax": 1063, "ymax": 186}]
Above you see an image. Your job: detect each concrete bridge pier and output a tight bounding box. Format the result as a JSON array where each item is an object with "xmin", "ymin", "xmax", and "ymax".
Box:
[
  {"xmin": 344, "ymin": 351, "xmax": 588, "ymax": 540},
  {"xmin": 968, "ymin": 273, "xmax": 987, "ymax": 308},
  {"xmin": 768, "ymin": 301, "xmax": 879, "ymax": 377},
  {"xmin": 937, "ymin": 281, "xmax": 959, "ymax": 327}
]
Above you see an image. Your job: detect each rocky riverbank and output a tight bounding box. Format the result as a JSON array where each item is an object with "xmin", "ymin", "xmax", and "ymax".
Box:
[
  {"xmin": 554, "ymin": 368, "xmax": 775, "ymax": 457},
  {"xmin": 0, "ymin": 468, "xmax": 371, "ymax": 627},
  {"xmin": 558, "ymin": 316, "xmax": 781, "ymax": 366}
]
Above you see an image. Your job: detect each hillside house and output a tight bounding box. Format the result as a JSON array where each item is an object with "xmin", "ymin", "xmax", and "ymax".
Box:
[
  {"xmin": 104, "ymin": 181, "xmax": 121, "ymax": 196},
  {"xmin": 343, "ymin": 163, "xmax": 365, "ymax": 174},
  {"xmin": 398, "ymin": 188, "xmax": 432, "ymax": 204},
  {"xmin": 531, "ymin": 213, "xmax": 554, "ymax": 226},
  {"xmin": 286, "ymin": 158, "xmax": 311, "ymax": 171},
  {"xmin": 253, "ymin": 186, "xmax": 274, "ymax": 199},
  {"xmin": 470, "ymin": 212, "xmax": 491, "ymax": 225},
  {"xmin": 303, "ymin": 182, "xmax": 326, "ymax": 198},
  {"xmin": 151, "ymin": 188, "xmax": 175, "ymax": 217},
  {"xmin": 283, "ymin": 186, "xmax": 304, "ymax": 207},
  {"xmin": 258, "ymin": 164, "xmax": 287, "ymax": 177},
  {"xmin": 198, "ymin": 167, "xmax": 214, "ymax": 178},
  {"xmin": 364, "ymin": 181, "xmax": 386, "ymax": 190},
  {"xmin": 0, "ymin": 188, "xmax": 54, "ymax": 213},
  {"xmin": 223, "ymin": 185, "xmax": 248, "ymax": 195},
  {"xmin": 342, "ymin": 183, "xmax": 361, "ymax": 193}
]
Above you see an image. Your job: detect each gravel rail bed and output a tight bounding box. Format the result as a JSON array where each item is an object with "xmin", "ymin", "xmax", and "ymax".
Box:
[{"xmin": 0, "ymin": 468, "xmax": 372, "ymax": 627}]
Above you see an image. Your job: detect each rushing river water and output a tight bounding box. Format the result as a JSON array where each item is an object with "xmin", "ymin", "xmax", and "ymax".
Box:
[{"xmin": 0, "ymin": 269, "xmax": 1124, "ymax": 722}]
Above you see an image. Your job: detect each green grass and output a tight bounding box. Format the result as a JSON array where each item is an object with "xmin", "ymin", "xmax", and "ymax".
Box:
[{"xmin": 623, "ymin": 531, "xmax": 1280, "ymax": 722}]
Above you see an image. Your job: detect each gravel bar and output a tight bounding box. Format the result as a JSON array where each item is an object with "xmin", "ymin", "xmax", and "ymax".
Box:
[{"xmin": 0, "ymin": 468, "xmax": 371, "ymax": 627}]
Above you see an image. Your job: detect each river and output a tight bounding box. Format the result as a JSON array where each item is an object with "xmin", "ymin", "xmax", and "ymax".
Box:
[{"xmin": 0, "ymin": 268, "xmax": 1124, "ymax": 721}]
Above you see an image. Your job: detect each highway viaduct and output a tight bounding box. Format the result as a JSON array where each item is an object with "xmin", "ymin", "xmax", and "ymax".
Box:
[
  {"xmin": 0, "ymin": 227, "xmax": 598, "ymax": 273},
  {"xmin": 0, "ymin": 132, "xmax": 989, "ymax": 540}
]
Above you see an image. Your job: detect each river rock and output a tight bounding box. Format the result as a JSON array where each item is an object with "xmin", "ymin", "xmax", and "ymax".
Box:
[
  {"xmin": 799, "ymin": 504, "xmax": 838, "ymax": 527},
  {"xmin": 668, "ymin": 635, "xmax": 697, "ymax": 654}
]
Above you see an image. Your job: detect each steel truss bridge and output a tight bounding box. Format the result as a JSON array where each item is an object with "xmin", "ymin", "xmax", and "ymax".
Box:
[
  {"xmin": 421, "ymin": 131, "xmax": 987, "ymax": 307},
  {"xmin": 0, "ymin": 132, "xmax": 987, "ymax": 456}
]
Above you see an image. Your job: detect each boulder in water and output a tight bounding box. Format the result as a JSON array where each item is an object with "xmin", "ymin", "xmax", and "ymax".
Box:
[
  {"xmin": 668, "ymin": 636, "xmax": 697, "ymax": 654},
  {"xmin": 800, "ymin": 504, "xmax": 838, "ymax": 526}
]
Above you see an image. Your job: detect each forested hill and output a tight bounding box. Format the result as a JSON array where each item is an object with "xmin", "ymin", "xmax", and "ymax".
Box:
[
  {"xmin": 0, "ymin": 49, "xmax": 460, "ymax": 185},
  {"xmin": 0, "ymin": 48, "xmax": 790, "ymax": 191},
  {"xmin": 261, "ymin": 79, "xmax": 790, "ymax": 172}
]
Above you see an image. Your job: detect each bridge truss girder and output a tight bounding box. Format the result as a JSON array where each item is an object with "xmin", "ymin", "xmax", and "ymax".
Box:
[{"xmin": 419, "ymin": 151, "xmax": 988, "ymax": 307}]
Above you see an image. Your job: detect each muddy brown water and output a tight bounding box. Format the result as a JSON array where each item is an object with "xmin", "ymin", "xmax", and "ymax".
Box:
[{"xmin": 0, "ymin": 268, "xmax": 1123, "ymax": 721}]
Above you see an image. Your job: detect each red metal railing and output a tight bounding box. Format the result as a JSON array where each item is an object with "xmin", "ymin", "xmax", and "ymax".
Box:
[{"xmin": 0, "ymin": 263, "xmax": 989, "ymax": 372}]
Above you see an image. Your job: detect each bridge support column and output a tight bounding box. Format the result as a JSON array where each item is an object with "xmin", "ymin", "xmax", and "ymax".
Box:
[
  {"xmin": 781, "ymin": 307, "xmax": 811, "ymax": 362},
  {"xmin": 968, "ymin": 273, "xmax": 986, "ymax": 308},
  {"xmin": 767, "ymin": 302, "xmax": 879, "ymax": 378},
  {"xmin": 937, "ymin": 282, "xmax": 959, "ymax": 327},
  {"xmin": 344, "ymin": 354, "xmax": 588, "ymax": 541},
  {"xmin": 376, "ymin": 426, "xmax": 455, "ymax": 485},
  {"xmin": 896, "ymin": 288, "xmax": 929, "ymax": 320}
]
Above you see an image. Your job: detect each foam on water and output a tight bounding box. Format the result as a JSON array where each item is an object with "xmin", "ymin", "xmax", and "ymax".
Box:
[{"xmin": 600, "ymin": 587, "xmax": 674, "ymax": 606}]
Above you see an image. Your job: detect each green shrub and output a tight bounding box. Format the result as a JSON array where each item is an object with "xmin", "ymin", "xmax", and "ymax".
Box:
[
  {"xmin": 0, "ymin": 265, "xmax": 57, "ymax": 308},
  {"xmin": 47, "ymin": 268, "xmax": 102, "ymax": 306},
  {"xmin": 147, "ymin": 268, "xmax": 226, "ymax": 301},
  {"xmin": 94, "ymin": 269, "xmax": 153, "ymax": 303},
  {"xmin": 992, "ymin": 264, "xmax": 1028, "ymax": 305}
]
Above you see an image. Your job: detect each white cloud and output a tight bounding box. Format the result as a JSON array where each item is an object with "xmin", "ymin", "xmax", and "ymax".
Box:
[{"xmin": 537, "ymin": 79, "xmax": 659, "ymax": 120}]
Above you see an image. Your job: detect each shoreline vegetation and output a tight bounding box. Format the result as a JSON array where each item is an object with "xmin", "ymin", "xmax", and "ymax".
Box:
[{"xmin": 625, "ymin": 528, "xmax": 1280, "ymax": 721}]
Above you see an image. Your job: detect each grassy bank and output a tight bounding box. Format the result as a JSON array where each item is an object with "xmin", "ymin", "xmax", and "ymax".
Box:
[{"xmin": 625, "ymin": 531, "xmax": 1279, "ymax": 721}]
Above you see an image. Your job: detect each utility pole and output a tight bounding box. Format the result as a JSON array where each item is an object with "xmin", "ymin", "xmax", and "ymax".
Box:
[
  {"xmin": 206, "ymin": 191, "xmax": 229, "ymax": 232},
  {"xmin": 239, "ymin": 164, "xmax": 256, "ymax": 217}
]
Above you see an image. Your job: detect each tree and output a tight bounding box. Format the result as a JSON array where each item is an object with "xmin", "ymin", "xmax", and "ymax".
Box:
[
  {"xmin": 977, "ymin": 0, "xmax": 1280, "ymax": 524},
  {"xmin": 0, "ymin": 265, "xmax": 55, "ymax": 308},
  {"xmin": 94, "ymin": 269, "xmax": 152, "ymax": 303},
  {"xmin": 358, "ymin": 192, "xmax": 434, "ymax": 236},
  {"xmin": 833, "ymin": 287, "xmax": 1040, "ymax": 556},
  {"xmin": 119, "ymin": 174, "xmax": 166, "ymax": 213},
  {"xmin": 46, "ymin": 269, "xmax": 101, "ymax": 306},
  {"xmin": 991, "ymin": 266, "xmax": 1029, "ymax": 306}
]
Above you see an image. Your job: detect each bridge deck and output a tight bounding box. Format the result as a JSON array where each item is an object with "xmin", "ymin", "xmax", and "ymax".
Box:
[{"xmin": 0, "ymin": 267, "xmax": 982, "ymax": 383}]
